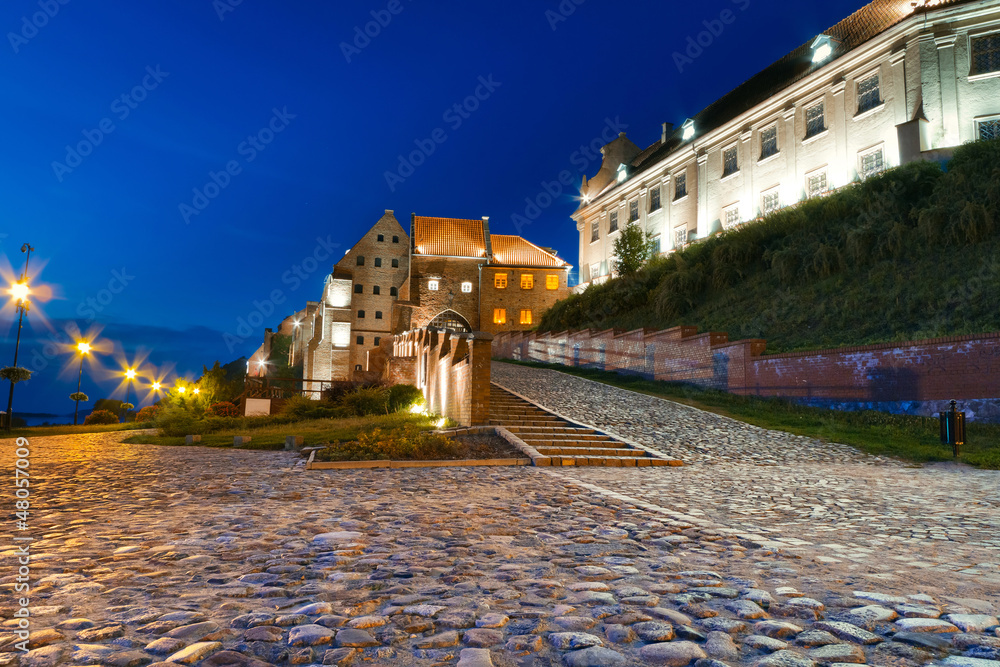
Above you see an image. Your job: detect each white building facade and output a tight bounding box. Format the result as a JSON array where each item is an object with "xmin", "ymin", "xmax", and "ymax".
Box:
[{"xmin": 575, "ymin": 0, "xmax": 1000, "ymax": 286}]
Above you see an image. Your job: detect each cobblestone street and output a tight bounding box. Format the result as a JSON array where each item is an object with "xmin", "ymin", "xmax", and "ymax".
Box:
[{"xmin": 1, "ymin": 369, "xmax": 998, "ymax": 667}]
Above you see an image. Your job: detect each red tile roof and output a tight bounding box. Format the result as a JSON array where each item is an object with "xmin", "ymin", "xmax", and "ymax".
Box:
[
  {"xmin": 491, "ymin": 235, "xmax": 569, "ymax": 268},
  {"xmin": 413, "ymin": 216, "xmax": 487, "ymax": 258}
]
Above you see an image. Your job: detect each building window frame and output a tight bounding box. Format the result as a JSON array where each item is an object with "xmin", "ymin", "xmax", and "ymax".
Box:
[
  {"xmin": 428, "ymin": 280, "xmax": 439, "ymax": 291},
  {"xmin": 392, "ymin": 235, "xmax": 399, "ymax": 243},
  {"xmin": 609, "ymin": 210, "xmax": 619, "ymax": 234},
  {"xmin": 357, "ymin": 310, "xmax": 365, "ymax": 319},
  {"xmin": 806, "ymin": 167, "xmax": 829, "ymax": 199},
  {"xmin": 649, "ymin": 185, "xmax": 661, "ymax": 212},
  {"xmin": 970, "ymin": 30, "xmax": 1000, "ymax": 78},
  {"xmin": 546, "ymin": 274, "xmax": 559, "ymax": 290},
  {"xmin": 390, "ymin": 286, "xmax": 398, "ymax": 297},
  {"xmin": 628, "ymin": 198, "xmax": 639, "ymax": 222},
  {"xmin": 589, "ymin": 263, "xmax": 600, "ymax": 281},
  {"xmin": 761, "ymin": 187, "xmax": 780, "ymax": 216},
  {"xmin": 722, "ymin": 144, "xmax": 739, "ymax": 179},
  {"xmin": 377, "ymin": 234, "xmax": 384, "ymax": 242},
  {"xmin": 495, "ymin": 273, "xmax": 507, "ymax": 289},
  {"xmin": 374, "ymin": 337, "xmax": 381, "ymax": 346},
  {"xmin": 519, "ymin": 309, "xmax": 532, "ymax": 325},
  {"xmin": 804, "ymin": 100, "xmax": 827, "ymax": 140},
  {"xmin": 375, "ymin": 311, "xmax": 383, "ymax": 320},
  {"xmin": 673, "ymin": 225, "xmax": 688, "ymax": 249},
  {"xmin": 520, "ymin": 274, "xmax": 534, "ymax": 290},
  {"xmin": 975, "ymin": 114, "xmax": 1000, "ymax": 141},
  {"xmin": 391, "ymin": 258, "xmax": 399, "ymax": 268},
  {"xmin": 356, "ymin": 256, "xmax": 365, "ymax": 266},
  {"xmin": 855, "ymin": 70, "xmax": 883, "ymax": 117},
  {"xmin": 356, "ymin": 336, "xmax": 364, "ymax": 345},
  {"xmin": 461, "ymin": 281, "xmax": 472, "ymax": 293},
  {"xmin": 493, "ymin": 308, "xmax": 506, "ymax": 325},
  {"xmin": 722, "ymin": 204, "xmax": 741, "ymax": 229},
  {"xmin": 649, "ymin": 234, "xmax": 661, "ymax": 255},
  {"xmin": 759, "ymin": 124, "xmax": 779, "ymax": 161},
  {"xmin": 674, "ymin": 172, "xmax": 688, "ymax": 200},
  {"xmin": 374, "ymin": 257, "xmax": 382, "ymax": 267},
  {"xmin": 354, "ymin": 284, "xmax": 363, "ymax": 294},
  {"xmin": 858, "ymin": 143, "xmax": 886, "ymax": 180},
  {"xmin": 590, "ymin": 218, "xmax": 599, "ymax": 243},
  {"xmin": 372, "ymin": 285, "xmax": 380, "ymax": 295}
]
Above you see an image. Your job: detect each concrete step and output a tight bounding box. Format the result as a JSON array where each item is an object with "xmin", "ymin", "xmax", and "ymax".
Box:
[{"xmin": 533, "ymin": 446, "xmax": 646, "ymax": 457}]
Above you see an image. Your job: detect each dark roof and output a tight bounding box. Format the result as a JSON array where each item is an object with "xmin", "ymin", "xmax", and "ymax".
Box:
[{"xmin": 629, "ymin": 0, "xmax": 971, "ymax": 175}]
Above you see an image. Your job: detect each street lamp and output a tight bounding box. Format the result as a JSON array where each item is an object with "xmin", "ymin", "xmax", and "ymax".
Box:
[
  {"xmin": 123, "ymin": 369, "xmax": 137, "ymax": 422},
  {"xmin": 73, "ymin": 342, "xmax": 91, "ymax": 425},
  {"xmin": 4, "ymin": 243, "xmax": 33, "ymax": 432},
  {"xmin": 151, "ymin": 382, "xmax": 161, "ymax": 392}
]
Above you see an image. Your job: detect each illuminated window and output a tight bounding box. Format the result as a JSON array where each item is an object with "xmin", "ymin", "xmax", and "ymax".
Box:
[
  {"xmin": 461, "ymin": 282, "xmax": 472, "ymax": 293},
  {"xmin": 649, "ymin": 186, "xmax": 661, "ymax": 211},
  {"xmin": 760, "ymin": 125, "xmax": 778, "ymax": 160},
  {"xmin": 546, "ymin": 274, "xmax": 559, "ymax": 290},
  {"xmin": 590, "ymin": 219, "xmax": 599, "ymax": 243},
  {"xmin": 428, "ymin": 280, "xmax": 439, "ymax": 291},
  {"xmin": 493, "ymin": 308, "xmax": 506, "ymax": 324},
  {"xmin": 722, "ymin": 145, "xmax": 739, "ymax": 177},
  {"xmin": 805, "ymin": 101, "xmax": 826, "ymax": 138},
  {"xmin": 762, "ymin": 189, "xmax": 780, "ymax": 215},
  {"xmin": 520, "ymin": 310, "xmax": 532, "ymax": 325},
  {"xmin": 971, "ymin": 33, "xmax": 1000, "ymax": 75},
  {"xmin": 977, "ymin": 118, "xmax": 1000, "ymax": 141},
  {"xmin": 391, "ymin": 258, "xmax": 399, "ymax": 268},
  {"xmin": 629, "ymin": 199, "xmax": 639, "ymax": 222},
  {"xmin": 807, "ymin": 171, "xmax": 828, "ymax": 198},
  {"xmin": 609, "ymin": 211, "xmax": 618, "ymax": 233},
  {"xmin": 495, "ymin": 274, "xmax": 507, "ymax": 289},
  {"xmin": 857, "ymin": 73, "xmax": 882, "ymax": 114},
  {"xmin": 674, "ymin": 226, "xmax": 688, "ymax": 248},
  {"xmin": 859, "ymin": 147, "xmax": 885, "ymax": 180},
  {"xmin": 520, "ymin": 274, "xmax": 534, "ymax": 289},
  {"xmin": 724, "ymin": 207, "xmax": 740, "ymax": 229},
  {"xmin": 675, "ymin": 173, "xmax": 687, "ymax": 199}
]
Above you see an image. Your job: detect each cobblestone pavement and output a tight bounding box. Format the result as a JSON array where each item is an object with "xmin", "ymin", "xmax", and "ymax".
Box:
[{"xmin": 0, "ymin": 429, "xmax": 998, "ymax": 667}]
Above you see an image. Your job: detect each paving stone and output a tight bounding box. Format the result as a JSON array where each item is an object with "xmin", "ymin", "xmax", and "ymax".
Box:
[
  {"xmin": 632, "ymin": 622, "xmax": 675, "ymax": 642},
  {"xmin": 563, "ymin": 646, "xmax": 628, "ymax": 667},
  {"xmin": 456, "ymin": 648, "xmax": 494, "ymax": 667},
  {"xmin": 946, "ymin": 616, "xmax": 1000, "ymax": 633},
  {"xmin": 288, "ymin": 625, "xmax": 336, "ymax": 647},
  {"xmin": 895, "ymin": 618, "xmax": 961, "ymax": 633},
  {"xmin": 745, "ymin": 635, "xmax": 789, "ymax": 652},
  {"xmin": 795, "ymin": 631, "xmax": 839, "ymax": 647},
  {"xmin": 548, "ymin": 632, "xmax": 604, "ymax": 650},
  {"xmin": 321, "ymin": 648, "xmax": 356, "ymax": 666},
  {"xmin": 414, "ymin": 631, "xmax": 459, "ymax": 649},
  {"xmin": 639, "ymin": 641, "xmax": 708, "ymax": 666},
  {"xmin": 463, "ymin": 629, "xmax": 503, "ymax": 647},
  {"xmin": 752, "ymin": 650, "xmax": 816, "ymax": 667},
  {"xmin": 754, "ymin": 622, "xmax": 804, "ymax": 639},
  {"xmin": 333, "ymin": 629, "xmax": 378, "ymax": 648},
  {"xmin": 807, "ymin": 644, "xmax": 866, "ymax": 664},
  {"xmin": 705, "ymin": 631, "xmax": 740, "ymax": 660},
  {"xmin": 164, "ymin": 641, "xmax": 223, "ymax": 665},
  {"xmin": 942, "ymin": 658, "xmax": 1000, "ymax": 667},
  {"xmin": 891, "ymin": 631, "xmax": 953, "ymax": 650},
  {"xmin": 813, "ymin": 621, "xmax": 884, "ymax": 645}
]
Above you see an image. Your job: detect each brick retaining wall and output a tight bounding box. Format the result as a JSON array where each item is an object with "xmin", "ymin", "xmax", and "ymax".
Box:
[{"xmin": 492, "ymin": 328, "xmax": 1000, "ymax": 422}]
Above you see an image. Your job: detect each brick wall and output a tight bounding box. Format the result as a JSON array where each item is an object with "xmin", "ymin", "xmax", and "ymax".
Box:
[
  {"xmin": 479, "ymin": 267, "xmax": 571, "ymax": 335},
  {"xmin": 409, "ymin": 257, "xmax": 483, "ymax": 331},
  {"xmin": 493, "ymin": 327, "xmax": 1000, "ymax": 422},
  {"xmin": 394, "ymin": 327, "xmax": 493, "ymax": 426}
]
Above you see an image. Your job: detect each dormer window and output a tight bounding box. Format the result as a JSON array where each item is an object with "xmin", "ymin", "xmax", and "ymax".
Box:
[
  {"xmin": 681, "ymin": 119, "xmax": 695, "ymax": 141},
  {"xmin": 616, "ymin": 164, "xmax": 628, "ymax": 183},
  {"xmin": 811, "ymin": 34, "xmax": 838, "ymax": 64}
]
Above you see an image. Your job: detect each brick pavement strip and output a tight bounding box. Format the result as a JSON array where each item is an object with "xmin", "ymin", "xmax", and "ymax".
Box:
[{"xmin": 0, "ymin": 420, "xmax": 997, "ymax": 667}]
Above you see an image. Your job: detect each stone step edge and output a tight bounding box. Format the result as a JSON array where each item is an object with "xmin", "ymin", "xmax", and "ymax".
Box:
[{"xmin": 490, "ymin": 382, "xmax": 684, "ymax": 465}]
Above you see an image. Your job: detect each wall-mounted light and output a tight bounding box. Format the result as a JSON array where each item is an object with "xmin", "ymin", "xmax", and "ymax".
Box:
[
  {"xmin": 681, "ymin": 118, "xmax": 696, "ymax": 141},
  {"xmin": 811, "ymin": 34, "xmax": 839, "ymax": 64}
]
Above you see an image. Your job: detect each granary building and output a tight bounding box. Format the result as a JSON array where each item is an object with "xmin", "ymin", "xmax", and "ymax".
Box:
[{"xmin": 575, "ymin": 0, "xmax": 1000, "ymax": 287}]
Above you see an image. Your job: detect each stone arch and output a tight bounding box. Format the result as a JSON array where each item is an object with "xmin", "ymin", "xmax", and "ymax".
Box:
[{"xmin": 428, "ymin": 310, "xmax": 471, "ymax": 333}]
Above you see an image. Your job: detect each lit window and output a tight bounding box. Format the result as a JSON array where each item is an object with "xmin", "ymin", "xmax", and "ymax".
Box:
[
  {"xmin": 356, "ymin": 256, "xmax": 365, "ymax": 266},
  {"xmin": 860, "ymin": 148, "xmax": 885, "ymax": 180},
  {"xmin": 354, "ymin": 284, "xmax": 363, "ymax": 294},
  {"xmin": 391, "ymin": 258, "xmax": 399, "ymax": 268},
  {"xmin": 674, "ymin": 227, "xmax": 688, "ymax": 248},
  {"xmin": 977, "ymin": 118, "xmax": 1000, "ymax": 141},
  {"xmin": 377, "ymin": 234, "xmax": 384, "ymax": 242},
  {"xmin": 971, "ymin": 33, "xmax": 1000, "ymax": 75},
  {"xmin": 857, "ymin": 73, "xmax": 882, "ymax": 114},
  {"xmin": 494, "ymin": 274, "xmax": 507, "ymax": 289},
  {"xmin": 372, "ymin": 286, "xmax": 380, "ymax": 295},
  {"xmin": 722, "ymin": 146, "xmax": 739, "ymax": 177},
  {"xmin": 375, "ymin": 311, "xmax": 383, "ymax": 319},
  {"xmin": 428, "ymin": 280, "xmax": 439, "ymax": 291},
  {"xmin": 807, "ymin": 171, "xmax": 828, "ymax": 198},
  {"xmin": 609, "ymin": 211, "xmax": 618, "ymax": 233},
  {"xmin": 520, "ymin": 274, "xmax": 534, "ymax": 289},
  {"xmin": 374, "ymin": 258, "xmax": 382, "ymax": 267},
  {"xmin": 724, "ymin": 207, "xmax": 741, "ymax": 229},
  {"xmin": 760, "ymin": 125, "xmax": 778, "ymax": 160},
  {"xmin": 461, "ymin": 282, "xmax": 472, "ymax": 293},
  {"xmin": 546, "ymin": 275, "xmax": 559, "ymax": 290},
  {"xmin": 357, "ymin": 310, "xmax": 365, "ymax": 319},
  {"xmin": 493, "ymin": 308, "xmax": 506, "ymax": 324},
  {"xmin": 590, "ymin": 219, "xmax": 599, "ymax": 243},
  {"xmin": 675, "ymin": 173, "xmax": 687, "ymax": 200},
  {"xmin": 520, "ymin": 310, "xmax": 532, "ymax": 325},
  {"xmin": 805, "ymin": 102, "xmax": 826, "ymax": 138},
  {"xmin": 762, "ymin": 190, "xmax": 780, "ymax": 215},
  {"xmin": 390, "ymin": 286, "xmax": 398, "ymax": 297},
  {"xmin": 629, "ymin": 199, "xmax": 639, "ymax": 222},
  {"xmin": 649, "ymin": 186, "xmax": 661, "ymax": 211},
  {"xmin": 356, "ymin": 336, "xmax": 364, "ymax": 345}
]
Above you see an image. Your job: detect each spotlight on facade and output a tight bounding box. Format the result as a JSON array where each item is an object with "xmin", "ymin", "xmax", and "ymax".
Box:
[
  {"xmin": 811, "ymin": 35, "xmax": 838, "ymax": 64},
  {"xmin": 681, "ymin": 119, "xmax": 696, "ymax": 141},
  {"xmin": 436, "ymin": 417, "xmax": 447, "ymax": 428},
  {"xmin": 616, "ymin": 164, "xmax": 628, "ymax": 183}
]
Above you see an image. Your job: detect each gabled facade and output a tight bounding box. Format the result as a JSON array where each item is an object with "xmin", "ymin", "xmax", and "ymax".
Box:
[{"xmin": 576, "ymin": 0, "xmax": 1000, "ymax": 287}]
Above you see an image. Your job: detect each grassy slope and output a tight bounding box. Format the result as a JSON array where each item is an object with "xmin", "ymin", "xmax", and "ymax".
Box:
[{"xmin": 501, "ymin": 360, "xmax": 1000, "ymax": 469}]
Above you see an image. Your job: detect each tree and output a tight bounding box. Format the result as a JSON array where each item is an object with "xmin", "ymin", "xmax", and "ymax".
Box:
[
  {"xmin": 198, "ymin": 361, "xmax": 241, "ymax": 404},
  {"xmin": 611, "ymin": 223, "xmax": 656, "ymax": 276},
  {"xmin": 94, "ymin": 398, "xmax": 124, "ymax": 414}
]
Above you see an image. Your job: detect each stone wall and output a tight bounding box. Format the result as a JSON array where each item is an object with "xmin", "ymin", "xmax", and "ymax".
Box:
[
  {"xmin": 393, "ymin": 328, "xmax": 493, "ymax": 426},
  {"xmin": 493, "ymin": 328, "xmax": 1000, "ymax": 422}
]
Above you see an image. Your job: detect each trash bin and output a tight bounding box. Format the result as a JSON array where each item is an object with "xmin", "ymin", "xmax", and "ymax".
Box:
[{"xmin": 939, "ymin": 400, "xmax": 966, "ymax": 458}]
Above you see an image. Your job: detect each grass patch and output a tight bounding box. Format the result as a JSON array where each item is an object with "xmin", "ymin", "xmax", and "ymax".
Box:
[
  {"xmin": 500, "ymin": 360, "xmax": 1000, "ymax": 468},
  {"xmin": 121, "ymin": 413, "xmax": 439, "ymax": 450},
  {"xmin": 6, "ymin": 422, "xmax": 150, "ymax": 438}
]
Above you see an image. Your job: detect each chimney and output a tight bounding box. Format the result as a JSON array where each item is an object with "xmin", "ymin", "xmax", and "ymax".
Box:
[
  {"xmin": 385, "ymin": 209, "xmax": 394, "ymax": 215},
  {"xmin": 662, "ymin": 122, "xmax": 673, "ymax": 143}
]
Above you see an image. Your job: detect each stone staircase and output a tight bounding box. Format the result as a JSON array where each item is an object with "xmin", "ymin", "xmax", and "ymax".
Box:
[{"xmin": 490, "ymin": 385, "xmax": 681, "ymax": 467}]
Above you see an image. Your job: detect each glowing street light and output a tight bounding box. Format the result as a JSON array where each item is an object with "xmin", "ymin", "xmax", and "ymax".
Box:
[
  {"xmin": 73, "ymin": 341, "xmax": 92, "ymax": 426},
  {"xmin": 123, "ymin": 368, "xmax": 137, "ymax": 423},
  {"xmin": 4, "ymin": 243, "xmax": 33, "ymax": 432},
  {"xmin": 151, "ymin": 382, "xmax": 162, "ymax": 392},
  {"xmin": 177, "ymin": 386, "xmax": 186, "ymax": 394},
  {"xmin": 192, "ymin": 388, "xmax": 200, "ymax": 395}
]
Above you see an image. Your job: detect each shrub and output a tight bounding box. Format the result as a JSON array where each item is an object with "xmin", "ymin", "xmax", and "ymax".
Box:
[
  {"xmin": 388, "ymin": 384, "xmax": 423, "ymax": 413},
  {"xmin": 341, "ymin": 386, "xmax": 390, "ymax": 416},
  {"xmin": 135, "ymin": 405, "xmax": 160, "ymax": 423},
  {"xmin": 316, "ymin": 424, "xmax": 459, "ymax": 462},
  {"xmin": 280, "ymin": 395, "xmax": 344, "ymax": 420},
  {"xmin": 208, "ymin": 401, "xmax": 239, "ymax": 417},
  {"xmin": 84, "ymin": 410, "xmax": 118, "ymax": 425}
]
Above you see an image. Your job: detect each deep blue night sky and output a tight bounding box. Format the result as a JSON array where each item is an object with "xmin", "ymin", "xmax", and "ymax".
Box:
[{"xmin": 2, "ymin": 0, "xmax": 868, "ymax": 415}]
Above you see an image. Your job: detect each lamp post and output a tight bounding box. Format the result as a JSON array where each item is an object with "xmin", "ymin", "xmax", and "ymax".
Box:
[
  {"xmin": 4, "ymin": 243, "xmax": 33, "ymax": 432},
  {"xmin": 73, "ymin": 342, "xmax": 91, "ymax": 425},
  {"xmin": 123, "ymin": 369, "xmax": 137, "ymax": 422}
]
